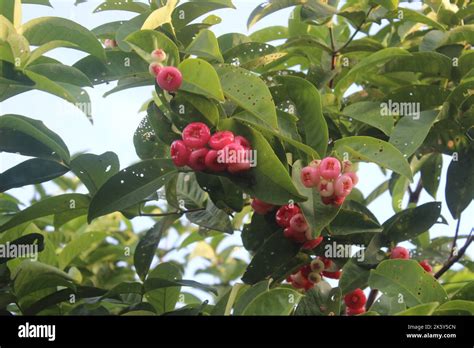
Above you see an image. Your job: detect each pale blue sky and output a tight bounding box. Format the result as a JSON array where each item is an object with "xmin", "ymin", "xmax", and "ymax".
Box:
[{"xmin": 0, "ymin": 1, "xmax": 472, "ymax": 293}]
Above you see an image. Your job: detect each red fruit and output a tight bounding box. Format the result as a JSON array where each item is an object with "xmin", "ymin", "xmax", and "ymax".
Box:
[
  {"xmin": 344, "ymin": 288, "xmax": 367, "ymax": 309},
  {"xmin": 419, "ymin": 260, "xmax": 432, "ymax": 273},
  {"xmin": 151, "ymin": 48, "xmax": 167, "ymax": 62},
  {"xmin": 234, "ymin": 135, "xmax": 251, "ymax": 149},
  {"xmin": 275, "ymin": 205, "xmax": 301, "ymax": 228},
  {"xmin": 170, "ymin": 140, "xmax": 190, "ymax": 167},
  {"xmin": 321, "ymin": 196, "xmax": 334, "ymax": 205},
  {"xmin": 251, "ymin": 199, "xmax": 274, "ymax": 215},
  {"xmin": 204, "ymin": 150, "xmax": 227, "ymax": 172},
  {"xmin": 318, "ymin": 180, "xmax": 335, "ymax": 197},
  {"xmin": 334, "ymin": 174, "xmax": 353, "ymax": 197},
  {"xmin": 228, "ymin": 160, "xmax": 251, "ymax": 174},
  {"xmin": 289, "ymin": 213, "xmax": 309, "ymax": 233},
  {"xmin": 182, "ymin": 122, "xmax": 211, "ymax": 149},
  {"xmin": 318, "ymin": 256, "xmax": 333, "ymax": 270},
  {"xmin": 346, "ymin": 306, "xmax": 365, "ymax": 315},
  {"xmin": 300, "ymin": 166, "xmax": 320, "ymax": 188},
  {"xmin": 390, "ymin": 246, "xmax": 410, "ymax": 260},
  {"xmin": 322, "ymin": 270, "xmax": 342, "ymax": 279},
  {"xmin": 188, "ymin": 148, "xmax": 209, "ymax": 171},
  {"xmin": 333, "ymin": 195, "xmax": 346, "ymax": 206},
  {"xmin": 319, "ymin": 157, "xmax": 341, "ymax": 180},
  {"xmin": 346, "ymin": 171, "xmax": 359, "ymax": 186},
  {"xmin": 284, "ymin": 227, "xmax": 306, "ymax": 243},
  {"xmin": 209, "ymin": 131, "xmax": 235, "ymax": 150},
  {"xmin": 302, "ymin": 236, "xmax": 323, "ymax": 250},
  {"xmin": 156, "ymin": 66, "xmax": 183, "ymax": 92},
  {"xmin": 149, "ymin": 62, "xmax": 163, "ymax": 76}
]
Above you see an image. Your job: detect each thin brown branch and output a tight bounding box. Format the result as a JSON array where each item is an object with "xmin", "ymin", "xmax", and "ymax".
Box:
[
  {"xmin": 435, "ymin": 232, "xmax": 473, "ymax": 279},
  {"xmin": 335, "ymin": 6, "xmax": 375, "ymax": 54},
  {"xmin": 449, "ymin": 216, "xmax": 462, "ymax": 259},
  {"xmin": 366, "ymin": 288, "xmax": 379, "ymax": 310}
]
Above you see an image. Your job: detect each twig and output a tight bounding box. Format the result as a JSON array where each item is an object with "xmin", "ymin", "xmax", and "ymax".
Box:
[
  {"xmin": 434, "ymin": 232, "xmax": 473, "ymax": 279},
  {"xmin": 335, "ymin": 6, "xmax": 375, "ymax": 54},
  {"xmin": 449, "ymin": 216, "xmax": 462, "ymax": 259},
  {"xmin": 328, "ymin": 26, "xmax": 337, "ymax": 88},
  {"xmin": 408, "ymin": 178, "xmax": 423, "ymax": 204},
  {"xmin": 139, "ymin": 207, "xmax": 205, "ymax": 217},
  {"xmin": 366, "ymin": 289, "xmax": 379, "ymax": 310}
]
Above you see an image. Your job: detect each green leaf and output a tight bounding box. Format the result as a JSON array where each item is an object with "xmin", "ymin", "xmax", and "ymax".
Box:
[
  {"xmin": 58, "ymin": 232, "xmax": 108, "ymax": 270},
  {"xmin": 382, "ymin": 51, "xmax": 451, "ymax": 78},
  {"xmin": 233, "ymin": 280, "xmax": 269, "ymax": 315},
  {"xmin": 276, "ymin": 76, "xmax": 328, "ymax": 157},
  {"xmin": 0, "ymin": 114, "xmax": 70, "ymax": 162},
  {"xmin": 172, "ymin": 0, "xmax": 235, "ymax": 29},
  {"xmin": 451, "ymin": 281, "xmax": 474, "ymax": 301},
  {"xmin": 93, "ymin": 0, "xmax": 149, "ymax": 13},
  {"xmin": 386, "ymin": 8, "xmax": 445, "ymax": 31},
  {"xmin": 292, "ymin": 160, "xmax": 341, "ymax": 238},
  {"xmin": 25, "ymin": 40, "xmax": 80, "ymax": 66},
  {"xmin": 249, "ymin": 26, "xmax": 288, "ymax": 43},
  {"xmin": 70, "ymin": 152, "xmax": 120, "ymax": 195},
  {"xmin": 25, "ymin": 64, "xmax": 93, "ymax": 87},
  {"xmin": 382, "ymin": 202, "xmax": 442, "ymax": 244},
  {"xmin": 215, "ymin": 64, "xmax": 277, "ymax": 129},
  {"xmin": 433, "ymin": 300, "xmax": 474, "ymax": 315},
  {"xmin": 339, "ymin": 260, "xmax": 371, "ymax": 294},
  {"xmin": 219, "ymin": 119, "xmax": 306, "ymax": 205},
  {"xmin": 371, "ymin": 0, "xmax": 398, "ymax": 11},
  {"xmin": 141, "ymin": 0, "xmax": 177, "ymax": 30},
  {"xmin": 241, "ymin": 213, "xmax": 278, "ymax": 252},
  {"xmin": 186, "ymin": 200, "xmax": 233, "ymax": 234},
  {"xmin": 333, "ymin": 136, "xmax": 413, "ymax": 181},
  {"xmin": 369, "ymin": 259, "xmax": 448, "ymax": 307},
  {"xmin": 125, "ymin": 29, "xmax": 180, "ymax": 66},
  {"xmin": 195, "ymin": 172, "xmax": 243, "ymax": 212},
  {"xmin": 389, "ymin": 111, "xmax": 438, "ymax": 158},
  {"xmin": 144, "ymin": 278, "xmax": 217, "ymax": 296},
  {"xmin": 445, "ymin": 151, "xmax": 474, "ymax": 219},
  {"xmin": 0, "ymin": 194, "xmax": 90, "ymax": 233},
  {"xmin": 185, "ymin": 29, "xmax": 223, "ymax": 63},
  {"xmin": 0, "ymin": 158, "xmax": 69, "ymax": 192},
  {"xmin": 22, "ymin": 17, "xmax": 106, "ymax": 61},
  {"xmin": 247, "ymin": 0, "xmax": 336, "ymax": 29},
  {"xmin": 241, "ymin": 232, "xmax": 300, "ymax": 284},
  {"xmin": 420, "ymin": 154, "xmax": 442, "ymax": 199},
  {"xmin": 144, "ymin": 262, "xmax": 182, "ymax": 314},
  {"xmin": 87, "ymin": 159, "xmax": 178, "ymax": 222},
  {"xmin": 134, "ymin": 215, "xmax": 179, "ymax": 281},
  {"xmin": 342, "ymin": 102, "xmax": 394, "ymax": 136},
  {"xmin": 328, "ymin": 209, "xmax": 382, "ymax": 236},
  {"xmin": 178, "ymin": 58, "xmax": 224, "ymax": 101},
  {"xmin": 295, "ymin": 282, "xmax": 342, "ymax": 316},
  {"xmin": 395, "ymin": 302, "xmax": 439, "ymax": 315},
  {"xmin": 335, "ymin": 48, "xmax": 411, "ymax": 97},
  {"xmin": 242, "ymin": 287, "xmax": 302, "ymax": 315},
  {"xmin": 0, "ymin": 233, "xmax": 44, "ymax": 264}
]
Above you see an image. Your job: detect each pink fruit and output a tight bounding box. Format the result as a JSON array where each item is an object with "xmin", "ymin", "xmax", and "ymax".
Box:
[
  {"xmin": 284, "ymin": 227, "xmax": 306, "ymax": 243},
  {"xmin": 151, "ymin": 48, "xmax": 167, "ymax": 62},
  {"xmin": 209, "ymin": 131, "xmax": 235, "ymax": 150},
  {"xmin": 170, "ymin": 140, "xmax": 190, "ymax": 167},
  {"xmin": 300, "ymin": 166, "xmax": 320, "ymax": 188},
  {"xmin": 334, "ymin": 174, "xmax": 354, "ymax": 197},
  {"xmin": 204, "ymin": 150, "xmax": 227, "ymax": 172},
  {"xmin": 228, "ymin": 160, "xmax": 251, "ymax": 173},
  {"xmin": 149, "ymin": 62, "xmax": 163, "ymax": 76},
  {"xmin": 419, "ymin": 260, "xmax": 432, "ymax": 273},
  {"xmin": 390, "ymin": 246, "xmax": 410, "ymax": 260},
  {"xmin": 333, "ymin": 195, "xmax": 346, "ymax": 206},
  {"xmin": 156, "ymin": 66, "xmax": 183, "ymax": 92},
  {"xmin": 344, "ymin": 288, "xmax": 366, "ymax": 310},
  {"xmin": 342, "ymin": 160, "xmax": 352, "ymax": 173},
  {"xmin": 188, "ymin": 148, "xmax": 209, "ymax": 171},
  {"xmin": 346, "ymin": 306, "xmax": 365, "ymax": 315},
  {"xmin": 309, "ymin": 159, "xmax": 321, "ymax": 168},
  {"xmin": 346, "ymin": 171, "xmax": 359, "ymax": 186},
  {"xmin": 302, "ymin": 236, "xmax": 323, "ymax": 250},
  {"xmin": 289, "ymin": 213, "xmax": 309, "ymax": 233},
  {"xmin": 182, "ymin": 122, "xmax": 211, "ymax": 149},
  {"xmin": 251, "ymin": 199, "xmax": 274, "ymax": 215},
  {"xmin": 318, "ymin": 180, "xmax": 335, "ymax": 197},
  {"xmin": 104, "ymin": 39, "xmax": 117, "ymax": 48},
  {"xmin": 319, "ymin": 157, "xmax": 341, "ymax": 180},
  {"xmin": 234, "ymin": 135, "xmax": 251, "ymax": 149}
]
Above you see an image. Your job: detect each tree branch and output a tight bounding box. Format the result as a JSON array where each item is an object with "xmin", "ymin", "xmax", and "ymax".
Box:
[
  {"xmin": 434, "ymin": 231, "xmax": 473, "ymax": 279},
  {"xmin": 449, "ymin": 216, "xmax": 462, "ymax": 259},
  {"xmin": 366, "ymin": 288, "xmax": 379, "ymax": 310},
  {"xmin": 334, "ymin": 6, "xmax": 375, "ymax": 54}
]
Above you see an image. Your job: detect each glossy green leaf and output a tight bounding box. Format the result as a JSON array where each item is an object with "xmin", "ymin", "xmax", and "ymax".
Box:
[
  {"xmin": 0, "ymin": 158, "xmax": 69, "ymax": 193},
  {"xmin": 186, "ymin": 200, "xmax": 233, "ymax": 234},
  {"xmin": 242, "ymin": 287, "xmax": 302, "ymax": 315},
  {"xmin": 433, "ymin": 300, "xmax": 474, "ymax": 315},
  {"xmin": 339, "ymin": 260, "xmax": 371, "ymax": 294},
  {"xmin": 195, "ymin": 173, "xmax": 243, "ymax": 212},
  {"xmin": 395, "ymin": 302, "xmax": 439, "ymax": 315},
  {"xmin": 420, "ymin": 153, "xmax": 442, "ymax": 199},
  {"xmin": 185, "ymin": 29, "xmax": 223, "ymax": 63},
  {"xmin": 178, "ymin": 58, "xmax": 224, "ymax": 101},
  {"xmin": 144, "ymin": 262, "xmax": 182, "ymax": 314},
  {"xmin": 93, "ymin": 0, "xmax": 149, "ymax": 13},
  {"xmin": 369, "ymin": 260, "xmax": 448, "ymax": 307},
  {"xmin": 22, "ymin": 17, "xmax": 106, "ymax": 61},
  {"xmin": 125, "ymin": 29, "xmax": 180, "ymax": 66},
  {"xmin": 87, "ymin": 159, "xmax": 178, "ymax": 222},
  {"xmin": 295, "ymin": 282, "xmax": 342, "ymax": 316},
  {"xmin": 342, "ymin": 101, "xmax": 394, "ymax": 136},
  {"xmin": 0, "ymin": 194, "xmax": 90, "ymax": 233},
  {"xmin": 215, "ymin": 64, "xmax": 277, "ymax": 128},
  {"xmin": 58, "ymin": 232, "xmax": 107, "ymax": 270},
  {"xmin": 445, "ymin": 151, "xmax": 474, "ymax": 219},
  {"xmin": 70, "ymin": 152, "xmax": 120, "ymax": 195},
  {"xmin": 333, "ymin": 136, "xmax": 413, "ymax": 181}
]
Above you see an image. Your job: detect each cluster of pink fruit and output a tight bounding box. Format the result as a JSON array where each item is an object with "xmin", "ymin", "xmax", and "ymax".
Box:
[
  {"xmin": 287, "ymin": 256, "xmax": 342, "ymax": 291},
  {"xmin": 390, "ymin": 245, "xmax": 432, "ymax": 273},
  {"xmin": 251, "ymin": 199, "xmax": 323, "ymax": 250},
  {"xmin": 148, "ymin": 49, "xmax": 183, "ymax": 92},
  {"xmin": 171, "ymin": 122, "xmax": 253, "ymax": 173},
  {"xmin": 300, "ymin": 157, "xmax": 358, "ymax": 206}
]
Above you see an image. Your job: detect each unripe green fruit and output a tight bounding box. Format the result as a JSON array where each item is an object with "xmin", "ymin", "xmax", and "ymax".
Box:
[{"xmin": 310, "ymin": 259, "xmax": 325, "ymax": 273}]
